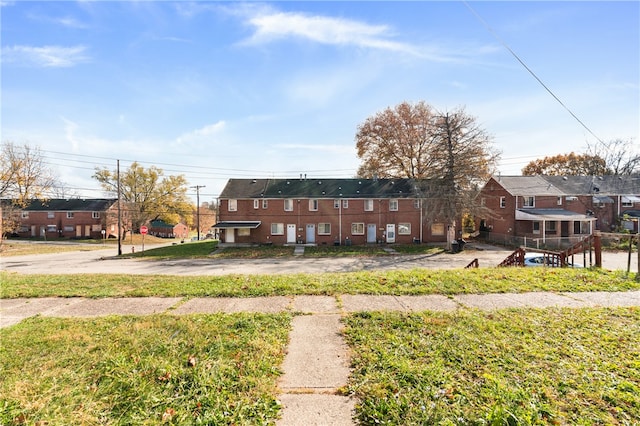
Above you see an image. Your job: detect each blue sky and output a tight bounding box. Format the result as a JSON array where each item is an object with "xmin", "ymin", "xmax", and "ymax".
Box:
[{"xmin": 2, "ymin": 1, "xmax": 638, "ymax": 202}]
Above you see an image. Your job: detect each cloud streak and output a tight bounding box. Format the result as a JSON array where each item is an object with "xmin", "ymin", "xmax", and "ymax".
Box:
[{"xmin": 2, "ymin": 45, "xmax": 89, "ymax": 67}]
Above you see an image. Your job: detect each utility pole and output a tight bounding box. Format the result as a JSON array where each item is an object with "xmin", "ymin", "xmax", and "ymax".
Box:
[
  {"xmin": 117, "ymin": 159, "xmax": 122, "ymax": 255},
  {"xmin": 191, "ymin": 185, "xmax": 205, "ymax": 241}
]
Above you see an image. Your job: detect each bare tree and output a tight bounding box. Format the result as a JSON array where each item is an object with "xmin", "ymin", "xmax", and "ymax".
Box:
[
  {"xmin": 586, "ymin": 138, "xmax": 640, "ymax": 175},
  {"xmin": 356, "ymin": 102, "xmax": 500, "ymax": 249},
  {"xmin": 0, "ymin": 142, "xmax": 59, "ymax": 241}
]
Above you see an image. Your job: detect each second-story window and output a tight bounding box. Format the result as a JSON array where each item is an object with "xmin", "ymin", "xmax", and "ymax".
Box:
[
  {"xmin": 523, "ymin": 196, "xmax": 535, "ymax": 208},
  {"xmin": 228, "ymin": 199, "xmax": 237, "ymax": 211},
  {"xmin": 262, "ymin": 199, "xmax": 268, "ymax": 209},
  {"xmin": 67, "ymin": 212, "xmax": 74, "ymax": 219},
  {"xmin": 500, "ymin": 197, "xmax": 506, "ymax": 208},
  {"xmin": 21, "ymin": 211, "xmax": 29, "ymax": 218},
  {"xmin": 47, "ymin": 211, "xmax": 55, "ymax": 218},
  {"xmin": 254, "ymin": 199, "xmax": 260, "ymax": 209},
  {"xmin": 92, "ymin": 212, "xmax": 100, "ymax": 219},
  {"xmin": 284, "ymin": 199, "xmax": 294, "ymax": 211},
  {"xmin": 364, "ymin": 199, "xmax": 374, "ymax": 211},
  {"xmin": 309, "ymin": 199, "xmax": 318, "ymax": 211},
  {"xmin": 334, "ymin": 199, "xmax": 340, "ymax": 209},
  {"xmin": 389, "ymin": 199, "xmax": 398, "ymax": 211}
]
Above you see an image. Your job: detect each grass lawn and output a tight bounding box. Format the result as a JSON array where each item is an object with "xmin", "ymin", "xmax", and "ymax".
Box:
[
  {"xmin": 2, "ymin": 268, "xmax": 639, "ymax": 298},
  {"xmin": 344, "ymin": 307, "xmax": 640, "ymax": 425},
  {"xmin": 0, "ymin": 313, "xmax": 291, "ymax": 425}
]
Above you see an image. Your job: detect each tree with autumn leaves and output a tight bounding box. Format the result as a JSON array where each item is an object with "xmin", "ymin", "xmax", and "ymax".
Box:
[
  {"xmin": 356, "ymin": 101, "xmax": 500, "ymax": 249},
  {"xmin": 93, "ymin": 162, "xmax": 193, "ymax": 237}
]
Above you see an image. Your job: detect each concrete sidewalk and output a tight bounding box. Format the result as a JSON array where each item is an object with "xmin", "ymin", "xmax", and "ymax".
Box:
[{"xmin": 2, "ymin": 291, "xmax": 640, "ymax": 425}]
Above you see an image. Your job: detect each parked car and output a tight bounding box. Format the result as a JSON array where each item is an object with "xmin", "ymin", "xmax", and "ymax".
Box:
[{"xmin": 524, "ymin": 253, "xmax": 582, "ymax": 268}]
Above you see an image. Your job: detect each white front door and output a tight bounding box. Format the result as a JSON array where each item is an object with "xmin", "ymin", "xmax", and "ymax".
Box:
[
  {"xmin": 306, "ymin": 224, "xmax": 315, "ymax": 243},
  {"xmin": 287, "ymin": 224, "xmax": 297, "ymax": 244},
  {"xmin": 386, "ymin": 224, "xmax": 396, "ymax": 243},
  {"xmin": 226, "ymin": 228, "xmax": 235, "ymax": 243},
  {"xmin": 367, "ymin": 224, "xmax": 377, "ymax": 243}
]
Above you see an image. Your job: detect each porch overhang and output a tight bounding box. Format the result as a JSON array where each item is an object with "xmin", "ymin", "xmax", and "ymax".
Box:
[
  {"xmin": 515, "ymin": 209, "xmax": 595, "ymax": 221},
  {"xmin": 213, "ymin": 221, "xmax": 261, "ymax": 229}
]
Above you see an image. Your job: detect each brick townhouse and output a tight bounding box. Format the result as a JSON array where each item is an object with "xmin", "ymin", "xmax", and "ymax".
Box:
[
  {"xmin": 214, "ymin": 177, "xmax": 455, "ymax": 246},
  {"xmin": 7, "ymin": 198, "xmax": 123, "ymax": 239},
  {"xmin": 477, "ymin": 175, "xmax": 640, "ymax": 244}
]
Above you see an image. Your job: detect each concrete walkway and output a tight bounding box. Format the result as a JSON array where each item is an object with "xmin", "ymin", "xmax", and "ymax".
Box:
[{"xmin": 2, "ymin": 291, "xmax": 640, "ymax": 425}]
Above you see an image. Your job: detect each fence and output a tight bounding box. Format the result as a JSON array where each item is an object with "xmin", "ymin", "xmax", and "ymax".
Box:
[{"xmin": 478, "ymin": 231, "xmax": 590, "ymax": 251}]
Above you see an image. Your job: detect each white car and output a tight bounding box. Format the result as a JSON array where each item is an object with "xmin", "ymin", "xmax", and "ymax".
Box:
[{"xmin": 524, "ymin": 253, "xmax": 582, "ymax": 268}]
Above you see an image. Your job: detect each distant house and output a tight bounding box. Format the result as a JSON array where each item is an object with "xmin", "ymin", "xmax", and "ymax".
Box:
[
  {"xmin": 148, "ymin": 220, "xmax": 188, "ymax": 239},
  {"xmin": 8, "ymin": 198, "xmax": 122, "ymax": 239},
  {"xmin": 214, "ymin": 177, "xmax": 455, "ymax": 246},
  {"xmin": 477, "ymin": 175, "xmax": 640, "ymax": 245}
]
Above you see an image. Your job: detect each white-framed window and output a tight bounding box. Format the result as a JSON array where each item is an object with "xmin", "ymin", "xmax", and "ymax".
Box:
[
  {"xmin": 398, "ymin": 223, "xmax": 411, "ymax": 235},
  {"xmin": 47, "ymin": 211, "xmax": 55, "ymax": 218},
  {"xmin": 284, "ymin": 199, "xmax": 294, "ymax": 211},
  {"xmin": 318, "ymin": 223, "xmax": 331, "ymax": 235},
  {"xmin": 557, "ymin": 197, "xmax": 563, "ymax": 206},
  {"xmin": 533, "ymin": 221, "xmax": 541, "ymax": 234},
  {"xmin": 271, "ymin": 223, "xmax": 284, "ymax": 235},
  {"xmin": 309, "ymin": 199, "xmax": 318, "ymax": 211},
  {"xmin": 66, "ymin": 212, "xmax": 74, "ymax": 219},
  {"xmin": 63, "ymin": 226, "xmax": 74, "ymax": 232},
  {"xmin": 92, "ymin": 211, "xmax": 100, "ymax": 219},
  {"xmin": 238, "ymin": 228, "xmax": 250, "ymax": 237},
  {"xmin": 21, "ymin": 211, "xmax": 29, "ymax": 218},
  {"xmin": 413, "ymin": 199, "xmax": 421, "ymax": 209},
  {"xmin": 351, "ymin": 223, "xmax": 365, "ymax": 235},
  {"xmin": 334, "ymin": 200, "xmax": 340, "ymax": 209},
  {"xmin": 262, "ymin": 199, "xmax": 268, "ymax": 209},
  {"xmin": 431, "ymin": 223, "xmax": 445, "ymax": 236},
  {"xmin": 342, "ymin": 199, "xmax": 349, "ymax": 208},
  {"xmin": 228, "ymin": 199, "xmax": 237, "ymax": 211},
  {"xmin": 500, "ymin": 197, "xmax": 506, "ymax": 208},
  {"xmin": 523, "ymin": 196, "xmax": 535, "ymax": 208},
  {"xmin": 46, "ymin": 225, "xmax": 57, "ymax": 232},
  {"xmin": 92, "ymin": 224, "xmax": 102, "ymax": 232},
  {"xmin": 364, "ymin": 199, "xmax": 374, "ymax": 211},
  {"xmin": 622, "ymin": 200, "xmax": 633, "ymax": 208},
  {"xmin": 254, "ymin": 199, "xmax": 260, "ymax": 209},
  {"xmin": 389, "ymin": 199, "xmax": 398, "ymax": 211},
  {"xmin": 547, "ymin": 221, "xmax": 557, "ymax": 233}
]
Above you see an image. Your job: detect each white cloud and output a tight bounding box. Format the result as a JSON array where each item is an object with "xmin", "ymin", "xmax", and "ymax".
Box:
[
  {"xmin": 239, "ymin": 8, "xmax": 421, "ymax": 56},
  {"xmin": 2, "ymin": 45, "xmax": 89, "ymax": 67},
  {"xmin": 176, "ymin": 121, "xmax": 226, "ymax": 145}
]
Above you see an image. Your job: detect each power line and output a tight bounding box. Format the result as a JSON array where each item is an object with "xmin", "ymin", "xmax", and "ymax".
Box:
[{"xmin": 462, "ymin": 1, "xmax": 605, "ymax": 145}]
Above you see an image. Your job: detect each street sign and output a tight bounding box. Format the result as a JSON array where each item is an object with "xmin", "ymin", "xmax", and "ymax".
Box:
[{"xmin": 140, "ymin": 226, "xmax": 148, "ymax": 235}]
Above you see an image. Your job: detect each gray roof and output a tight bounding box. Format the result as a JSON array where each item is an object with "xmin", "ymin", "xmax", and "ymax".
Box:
[
  {"xmin": 493, "ymin": 175, "xmax": 640, "ymax": 196},
  {"xmin": 17, "ymin": 199, "xmax": 117, "ymax": 211},
  {"xmin": 219, "ymin": 178, "xmax": 420, "ymax": 199}
]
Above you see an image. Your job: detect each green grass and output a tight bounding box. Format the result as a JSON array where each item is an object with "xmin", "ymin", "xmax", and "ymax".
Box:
[
  {"xmin": 344, "ymin": 307, "xmax": 640, "ymax": 425},
  {"xmin": 125, "ymin": 240, "xmax": 219, "ymax": 259},
  {"xmin": 2, "ymin": 268, "xmax": 638, "ymax": 298},
  {"xmin": 0, "ymin": 313, "xmax": 291, "ymax": 425}
]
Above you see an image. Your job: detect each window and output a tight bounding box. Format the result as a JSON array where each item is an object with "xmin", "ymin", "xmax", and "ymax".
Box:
[
  {"xmin": 47, "ymin": 225, "xmax": 57, "ymax": 232},
  {"xmin": 523, "ymin": 196, "xmax": 535, "ymax": 208},
  {"xmin": 254, "ymin": 199, "xmax": 260, "ymax": 209},
  {"xmin": 413, "ymin": 199, "xmax": 421, "ymax": 209},
  {"xmin": 271, "ymin": 223, "xmax": 284, "ymax": 235},
  {"xmin": 92, "ymin": 224, "xmax": 102, "ymax": 232},
  {"xmin": 63, "ymin": 226, "xmax": 74, "ymax": 232},
  {"xmin": 547, "ymin": 221, "xmax": 557, "ymax": 233},
  {"xmin": 351, "ymin": 223, "xmax": 365, "ymax": 235},
  {"xmin": 557, "ymin": 197, "xmax": 563, "ymax": 206},
  {"xmin": 574, "ymin": 221, "xmax": 590, "ymax": 234},
  {"xmin": 622, "ymin": 200, "xmax": 633, "ymax": 208},
  {"xmin": 66, "ymin": 212, "xmax": 74, "ymax": 219},
  {"xmin": 334, "ymin": 200, "xmax": 340, "ymax": 209},
  {"xmin": 284, "ymin": 199, "xmax": 294, "ymax": 211},
  {"xmin": 21, "ymin": 211, "xmax": 29, "ymax": 218},
  {"xmin": 262, "ymin": 199, "xmax": 268, "ymax": 209},
  {"xmin": 398, "ymin": 223, "xmax": 411, "ymax": 235},
  {"xmin": 342, "ymin": 199, "xmax": 348, "ymax": 208},
  {"xmin": 364, "ymin": 199, "xmax": 374, "ymax": 211},
  {"xmin": 228, "ymin": 199, "xmax": 237, "ymax": 211},
  {"xmin": 47, "ymin": 211, "xmax": 55, "ymax": 218},
  {"xmin": 309, "ymin": 199, "xmax": 318, "ymax": 211},
  {"xmin": 431, "ymin": 223, "xmax": 445, "ymax": 236},
  {"xmin": 533, "ymin": 221, "xmax": 540, "ymax": 234},
  {"xmin": 92, "ymin": 211, "xmax": 100, "ymax": 219},
  {"xmin": 318, "ymin": 223, "xmax": 331, "ymax": 235},
  {"xmin": 389, "ymin": 199, "xmax": 398, "ymax": 211},
  {"xmin": 500, "ymin": 197, "xmax": 506, "ymax": 208},
  {"xmin": 238, "ymin": 228, "xmax": 250, "ymax": 236}
]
